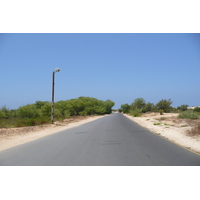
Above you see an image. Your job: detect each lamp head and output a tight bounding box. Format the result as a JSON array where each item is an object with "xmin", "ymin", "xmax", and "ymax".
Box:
[{"xmin": 55, "ymin": 68, "xmax": 60, "ymax": 72}]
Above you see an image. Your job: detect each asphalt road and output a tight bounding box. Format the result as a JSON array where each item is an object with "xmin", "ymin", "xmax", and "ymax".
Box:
[{"xmin": 0, "ymin": 113, "xmax": 200, "ymax": 166}]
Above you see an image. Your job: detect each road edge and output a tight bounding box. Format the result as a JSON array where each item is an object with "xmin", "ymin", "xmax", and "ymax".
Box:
[
  {"xmin": 123, "ymin": 113, "xmax": 200, "ymax": 156},
  {"xmin": 0, "ymin": 115, "xmax": 106, "ymax": 152}
]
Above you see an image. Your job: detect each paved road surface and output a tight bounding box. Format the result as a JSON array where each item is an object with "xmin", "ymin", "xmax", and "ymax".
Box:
[{"xmin": 0, "ymin": 113, "xmax": 200, "ymax": 166}]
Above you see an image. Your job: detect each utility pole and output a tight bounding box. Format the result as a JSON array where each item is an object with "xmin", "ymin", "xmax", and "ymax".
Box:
[{"xmin": 51, "ymin": 68, "xmax": 60, "ymax": 124}]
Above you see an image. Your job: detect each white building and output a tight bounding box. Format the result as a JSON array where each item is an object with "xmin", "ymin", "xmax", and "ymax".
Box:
[{"xmin": 188, "ymin": 106, "xmax": 200, "ymax": 109}]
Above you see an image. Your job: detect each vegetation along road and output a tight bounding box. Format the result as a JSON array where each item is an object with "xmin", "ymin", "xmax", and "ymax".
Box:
[{"xmin": 0, "ymin": 113, "xmax": 200, "ymax": 166}]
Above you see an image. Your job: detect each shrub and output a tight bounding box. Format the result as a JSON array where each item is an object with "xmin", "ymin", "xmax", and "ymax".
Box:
[
  {"xmin": 35, "ymin": 116, "xmax": 50, "ymax": 125},
  {"xmin": 0, "ymin": 106, "xmax": 10, "ymax": 119},
  {"xmin": 120, "ymin": 104, "xmax": 130, "ymax": 113},
  {"xmin": 159, "ymin": 109, "xmax": 164, "ymax": 115},
  {"xmin": 15, "ymin": 117, "xmax": 50, "ymax": 127},
  {"xmin": 54, "ymin": 108, "xmax": 63, "ymax": 118},
  {"xmin": 187, "ymin": 122, "xmax": 200, "ymax": 136},
  {"xmin": 94, "ymin": 106, "xmax": 106, "ymax": 115},
  {"xmin": 154, "ymin": 123, "xmax": 161, "ymax": 125},
  {"xmin": 17, "ymin": 104, "xmax": 40, "ymax": 118},
  {"xmin": 193, "ymin": 107, "xmax": 200, "ymax": 112},
  {"xmin": 34, "ymin": 101, "xmax": 49, "ymax": 109},
  {"xmin": 178, "ymin": 110, "xmax": 199, "ymax": 119},
  {"xmin": 64, "ymin": 110, "xmax": 71, "ymax": 118},
  {"xmin": 1, "ymin": 97, "xmax": 115, "ymax": 128},
  {"xmin": 40, "ymin": 103, "xmax": 51, "ymax": 117},
  {"xmin": 177, "ymin": 104, "xmax": 188, "ymax": 111},
  {"xmin": 15, "ymin": 118, "xmax": 36, "ymax": 127},
  {"xmin": 144, "ymin": 102, "xmax": 155, "ymax": 112},
  {"xmin": 0, "ymin": 110, "xmax": 6, "ymax": 119},
  {"xmin": 130, "ymin": 109, "xmax": 142, "ymax": 117},
  {"xmin": 79, "ymin": 111, "xmax": 87, "ymax": 116}
]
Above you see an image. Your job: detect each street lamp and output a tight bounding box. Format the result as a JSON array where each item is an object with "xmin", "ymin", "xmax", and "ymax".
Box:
[{"xmin": 51, "ymin": 68, "xmax": 61, "ymax": 124}]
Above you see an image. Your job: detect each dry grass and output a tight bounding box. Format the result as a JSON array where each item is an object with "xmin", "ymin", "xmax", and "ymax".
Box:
[
  {"xmin": 187, "ymin": 122, "xmax": 200, "ymax": 137},
  {"xmin": 141, "ymin": 112, "xmax": 200, "ymax": 138},
  {"xmin": 0, "ymin": 115, "xmax": 91, "ymax": 139},
  {"xmin": 125, "ymin": 112, "xmax": 200, "ymax": 153}
]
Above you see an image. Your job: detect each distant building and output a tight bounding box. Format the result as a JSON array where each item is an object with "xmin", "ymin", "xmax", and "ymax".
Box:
[{"xmin": 188, "ymin": 106, "xmax": 200, "ymax": 109}]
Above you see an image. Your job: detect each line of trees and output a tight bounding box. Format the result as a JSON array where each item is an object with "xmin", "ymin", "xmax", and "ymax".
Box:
[
  {"xmin": 119, "ymin": 97, "xmax": 200, "ymax": 117},
  {"xmin": 0, "ymin": 97, "xmax": 115, "ymax": 127},
  {"xmin": 119, "ymin": 98, "xmax": 174, "ymax": 116}
]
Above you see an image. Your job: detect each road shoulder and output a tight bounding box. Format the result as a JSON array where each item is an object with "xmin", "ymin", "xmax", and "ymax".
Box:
[
  {"xmin": 123, "ymin": 113, "xmax": 200, "ymax": 154},
  {"xmin": 0, "ymin": 115, "xmax": 105, "ymax": 151}
]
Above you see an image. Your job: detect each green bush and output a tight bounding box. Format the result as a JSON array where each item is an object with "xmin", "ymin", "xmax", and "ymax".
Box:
[
  {"xmin": 177, "ymin": 104, "xmax": 188, "ymax": 111},
  {"xmin": 34, "ymin": 101, "xmax": 49, "ymax": 109},
  {"xmin": 0, "ymin": 119, "xmax": 7, "ymax": 128},
  {"xmin": 64, "ymin": 110, "xmax": 71, "ymax": 118},
  {"xmin": 178, "ymin": 110, "xmax": 199, "ymax": 119},
  {"xmin": 79, "ymin": 111, "xmax": 87, "ymax": 116},
  {"xmin": 158, "ymin": 109, "xmax": 164, "ymax": 115},
  {"xmin": 0, "ymin": 110, "xmax": 6, "ymax": 119},
  {"xmin": 130, "ymin": 109, "xmax": 142, "ymax": 117},
  {"xmin": 131, "ymin": 98, "xmax": 146, "ymax": 111},
  {"xmin": 118, "ymin": 109, "xmax": 122, "ymax": 113},
  {"xmin": 156, "ymin": 99, "xmax": 173, "ymax": 113},
  {"xmin": 17, "ymin": 104, "xmax": 40, "ymax": 118},
  {"xmin": 1, "ymin": 106, "xmax": 9, "ymax": 118},
  {"xmin": 39, "ymin": 103, "xmax": 51, "ymax": 117},
  {"xmin": 0, "ymin": 97, "xmax": 115, "ymax": 128},
  {"xmin": 15, "ymin": 117, "xmax": 50, "ymax": 127},
  {"xmin": 193, "ymin": 107, "xmax": 200, "ymax": 112},
  {"xmin": 144, "ymin": 102, "xmax": 155, "ymax": 112},
  {"xmin": 15, "ymin": 118, "xmax": 36, "ymax": 127},
  {"xmin": 94, "ymin": 106, "xmax": 106, "ymax": 115},
  {"xmin": 56, "ymin": 97, "xmax": 114, "ymax": 116},
  {"xmin": 120, "ymin": 103, "xmax": 130, "ymax": 113},
  {"xmin": 54, "ymin": 108, "xmax": 63, "ymax": 119}
]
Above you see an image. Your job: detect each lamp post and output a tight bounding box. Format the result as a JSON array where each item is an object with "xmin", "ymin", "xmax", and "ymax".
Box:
[{"xmin": 51, "ymin": 68, "xmax": 60, "ymax": 124}]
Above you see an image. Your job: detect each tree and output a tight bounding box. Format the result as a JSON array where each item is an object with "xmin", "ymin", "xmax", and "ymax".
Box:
[
  {"xmin": 156, "ymin": 99, "xmax": 173, "ymax": 113},
  {"xmin": 104, "ymin": 100, "xmax": 115, "ymax": 114},
  {"xmin": 1, "ymin": 105, "xmax": 9, "ymax": 119},
  {"xmin": 17, "ymin": 104, "xmax": 40, "ymax": 118},
  {"xmin": 131, "ymin": 98, "xmax": 146, "ymax": 111},
  {"xmin": 55, "ymin": 97, "xmax": 115, "ymax": 116},
  {"xmin": 0, "ymin": 109, "xmax": 6, "ymax": 119},
  {"xmin": 144, "ymin": 102, "xmax": 155, "ymax": 112},
  {"xmin": 177, "ymin": 104, "xmax": 188, "ymax": 111},
  {"xmin": 34, "ymin": 101, "xmax": 49, "ymax": 109},
  {"xmin": 120, "ymin": 104, "xmax": 130, "ymax": 113}
]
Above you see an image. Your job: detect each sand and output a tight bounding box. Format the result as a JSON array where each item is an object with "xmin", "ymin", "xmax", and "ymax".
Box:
[{"xmin": 124, "ymin": 113, "xmax": 200, "ymax": 154}]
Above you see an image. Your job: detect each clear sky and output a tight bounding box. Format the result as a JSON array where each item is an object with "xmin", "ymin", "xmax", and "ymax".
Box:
[
  {"xmin": 1, "ymin": 2, "xmax": 200, "ymax": 197},
  {"xmin": 0, "ymin": 33, "xmax": 200, "ymax": 109}
]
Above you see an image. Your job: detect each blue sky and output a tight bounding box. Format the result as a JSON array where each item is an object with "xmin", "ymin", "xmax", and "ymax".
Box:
[
  {"xmin": 0, "ymin": 33, "xmax": 200, "ymax": 109},
  {"xmin": 1, "ymin": 1, "xmax": 200, "ymax": 197}
]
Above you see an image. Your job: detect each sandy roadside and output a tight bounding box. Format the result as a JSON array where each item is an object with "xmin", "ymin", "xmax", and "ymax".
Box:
[
  {"xmin": 0, "ymin": 115, "xmax": 105, "ymax": 152},
  {"xmin": 124, "ymin": 113, "xmax": 200, "ymax": 154},
  {"xmin": 1, "ymin": 113, "xmax": 200, "ymax": 154}
]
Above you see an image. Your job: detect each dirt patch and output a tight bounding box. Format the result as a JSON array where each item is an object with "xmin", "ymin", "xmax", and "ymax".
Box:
[
  {"xmin": 0, "ymin": 115, "xmax": 105, "ymax": 151},
  {"xmin": 124, "ymin": 112, "xmax": 200, "ymax": 154}
]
